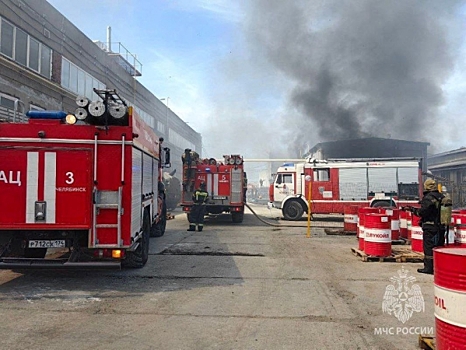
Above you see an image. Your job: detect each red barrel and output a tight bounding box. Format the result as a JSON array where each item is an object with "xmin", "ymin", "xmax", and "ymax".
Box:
[
  {"xmin": 344, "ymin": 205, "xmax": 359, "ymax": 233},
  {"xmin": 407, "ymin": 211, "xmax": 413, "ymax": 240},
  {"xmin": 434, "ymin": 248, "xmax": 466, "ymax": 349},
  {"xmin": 358, "ymin": 207, "xmax": 379, "ymax": 251},
  {"xmin": 411, "ymin": 215, "xmax": 423, "ymax": 252},
  {"xmin": 447, "ymin": 210, "xmax": 460, "ymax": 246},
  {"xmin": 364, "ymin": 213, "xmax": 391, "ymax": 257},
  {"xmin": 454, "ymin": 214, "xmax": 466, "ymax": 247},
  {"xmin": 379, "ymin": 207, "xmax": 400, "ymax": 240},
  {"xmin": 399, "ymin": 210, "xmax": 408, "ymax": 239}
]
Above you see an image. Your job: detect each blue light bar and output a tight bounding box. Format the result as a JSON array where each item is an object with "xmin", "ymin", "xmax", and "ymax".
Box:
[
  {"xmin": 26, "ymin": 110, "xmax": 67, "ymax": 119},
  {"xmin": 282, "ymin": 163, "xmax": 294, "ymax": 167}
]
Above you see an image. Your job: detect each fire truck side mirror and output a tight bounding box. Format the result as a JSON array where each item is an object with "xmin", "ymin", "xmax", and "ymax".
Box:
[{"xmin": 163, "ymin": 147, "xmax": 171, "ymax": 168}]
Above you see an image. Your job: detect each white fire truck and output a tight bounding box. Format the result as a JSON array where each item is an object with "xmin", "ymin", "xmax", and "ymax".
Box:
[
  {"xmin": 0, "ymin": 89, "xmax": 170, "ymax": 269},
  {"xmin": 181, "ymin": 150, "xmax": 247, "ymax": 223},
  {"xmin": 269, "ymin": 158, "xmax": 421, "ymax": 220}
]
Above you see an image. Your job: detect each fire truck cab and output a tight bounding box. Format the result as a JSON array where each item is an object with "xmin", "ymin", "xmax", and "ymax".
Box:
[{"xmin": 269, "ymin": 158, "xmax": 421, "ymax": 220}]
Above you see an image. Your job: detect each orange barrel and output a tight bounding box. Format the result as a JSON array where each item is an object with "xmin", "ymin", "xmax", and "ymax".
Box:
[
  {"xmin": 454, "ymin": 214, "xmax": 466, "ymax": 247},
  {"xmin": 344, "ymin": 205, "xmax": 359, "ymax": 233},
  {"xmin": 358, "ymin": 207, "xmax": 379, "ymax": 251},
  {"xmin": 407, "ymin": 211, "xmax": 413, "ymax": 240},
  {"xmin": 411, "ymin": 215, "xmax": 423, "ymax": 252},
  {"xmin": 434, "ymin": 247, "xmax": 466, "ymax": 349},
  {"xmin": 364, "ymin": 213, "xmax": 391, "ymax": 257},
  {"xmin": 379, "ymin": 207, "xmax": 400, "ymax": 240},
  {"xmin": 399, "ymin": 210, "xmax": 408, "ymax": 239}
]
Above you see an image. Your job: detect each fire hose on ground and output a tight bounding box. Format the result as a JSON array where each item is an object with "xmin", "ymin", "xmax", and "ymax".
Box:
[{"xmin": 244, "ymin": 203, "xmax": 343, "ymax": 229}]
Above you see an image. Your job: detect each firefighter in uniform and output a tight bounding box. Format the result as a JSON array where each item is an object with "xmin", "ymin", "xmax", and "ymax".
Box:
[
  {"xmin": 408, "ymin": 178, "xmax": 445, "ymax": 275},
  {"xmin": 188, "ymin": 182, "xmax": 209, "ymax": 232}
]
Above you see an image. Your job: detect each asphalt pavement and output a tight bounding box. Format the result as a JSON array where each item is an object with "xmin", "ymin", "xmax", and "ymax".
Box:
[{"xmin": 0, "ymin": 203, "xmax": 436, "ymax": 350}]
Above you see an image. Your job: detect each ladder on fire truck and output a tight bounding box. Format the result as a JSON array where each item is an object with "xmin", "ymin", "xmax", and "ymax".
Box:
[{"xmin": 91, "ymin": 133, "xmax": 125, "ymax": 248}]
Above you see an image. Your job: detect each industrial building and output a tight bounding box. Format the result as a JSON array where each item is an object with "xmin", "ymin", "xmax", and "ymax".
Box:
[
  {"xmin": 427, "ymin": 148, "xmax": 466, "ymax": 208},
  {"xmin": 0, "ymin": 0, "xmax": 201, "ymax": 176},
  {"xmin": 305, "ymin": 137, "xmax": 430, "ymax": 173}
]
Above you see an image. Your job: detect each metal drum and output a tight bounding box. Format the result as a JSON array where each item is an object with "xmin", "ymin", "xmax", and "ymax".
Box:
[
  {"xmin": 434, "ymin": 247, "xmax": 466, "ymax": 349},
  {"xmin": 454, "ymin": 213, "xmax": 466, "ymax": 247},
  {"xmin": 364, "ymin": 213, "xmax": 391, "ymax": 257},
  {"xmin": 379, "ymin": 207, "xmax": 400, "ymax": 240},
  {"xmin": 357, "ymin": 207, "xmax": 379, "ymax": 251},
  {"xmin": 411, "ymin": 215, "xmax": 423, "ymax": 253},
  {"xmin": 344, "ymin": 205, "xmax": 359, "ymax": 234},
  {"xmin": 399, "ymin": 210, "xmax": 408, "ymax": 239},
  {"xmin": 447, "ymin": 210, "xmax": 461, "ymax": 246},
  {"xmin": 407, "ymin": 211, "xmax": 413, "ymax": 240}
]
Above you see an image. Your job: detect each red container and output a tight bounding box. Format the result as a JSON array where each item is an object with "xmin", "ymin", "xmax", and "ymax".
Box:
[
  {"xmin": 407, "ymin": 211, "xmax": 413, "ymax": 240},
  {"xmin": 364, "ymin": 213, "xmax": 391, "ymax": 257},
  {"xmin": 434, "ymin": 247, "xmax": 466, "ymax": 350},
  {"xmin": 344, "ymin": 205, "xmax": 359, "ymax": 233},
  {"xmin": 447, "ymin": 210, "xmax": 461, "ymax": 246},
  {"xmin": 399, "ymin": 210, "xmax": 408, "ymax": 239},
  {"xmin": 411, "ymin": 215, "xmax": 423, "ymax": 252},
  {"xmin": 454, "ymin": 214, "xmax": 466, "ymax": 247},
  {"xmin": 379, "ymin": 207, "xmax": 400, "ymax": 240},
  {"xmin": 357, "ymin": 207, "xmax": 380, "ymax": 251}
]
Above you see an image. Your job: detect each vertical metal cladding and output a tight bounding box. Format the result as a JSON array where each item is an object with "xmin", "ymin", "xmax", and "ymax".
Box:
[
  {"xmin": 399, "ymin": 209, "xmax": 408, "ymax": 239},
  {"xmin": 434, "ymin": 247, "xmax": 466, "ymax": 349},
  {"xmin": 364, "ymin": 213, "xmax": 391, "ymax": 257},
  {"xmin": 357, "ymin": 207, "xmax": 380, "ymax": 251},
  {"xmin": 454, "ymin": 213, "xmax": 466, "ymax": 247},
  {"xmin": 379, "ymin": 207, "xmax": 400, "ymax": 240},
  {"xmin": 411, "ymin": 215, "xmax": 423, "ymax": 253},
  {"xmin": 344, "ymin": 205, "xmax": 359, "ymax": 233}
]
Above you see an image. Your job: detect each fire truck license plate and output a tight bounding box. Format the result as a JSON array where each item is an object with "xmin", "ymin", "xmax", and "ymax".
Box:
[
  {"xmin": 28, "ymin": 240, "xmax": 65, "ymax": 248},
  {"xmin": 213, "ymin": 196, "xmax": 227, "ymax": 200}
]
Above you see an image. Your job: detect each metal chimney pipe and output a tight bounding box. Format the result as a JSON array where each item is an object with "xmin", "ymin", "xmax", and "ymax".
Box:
[{"xmin": 107, "ymin": 26, "xmax": 112, "ymax": 52}]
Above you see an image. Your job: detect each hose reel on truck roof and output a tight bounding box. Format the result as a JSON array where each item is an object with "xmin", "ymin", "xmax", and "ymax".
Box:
[{"xmin": 73, "ymin": 89, "xmax": 129, "ymax": 127}]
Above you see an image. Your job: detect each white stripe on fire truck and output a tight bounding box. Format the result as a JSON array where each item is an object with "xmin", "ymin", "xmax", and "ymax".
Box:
[
  {"xmin": 26, "ymin": 152, "xmax": 39, "ymax": 223},
  {"xmin": 207, "ymin": 173, "xmax": 213, "ymax": 195},
  {"xmin": 44, "ymin": 152, "xmax": 56, "ymax": 223},
  {"xmin": 213, "ymin": 174, "xmax": 219, "ymax": 196}
]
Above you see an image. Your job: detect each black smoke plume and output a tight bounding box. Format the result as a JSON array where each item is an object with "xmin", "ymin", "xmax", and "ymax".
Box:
[{"xmin": 243, "ymin": 0, "xmax": 463, "ymax": 146}]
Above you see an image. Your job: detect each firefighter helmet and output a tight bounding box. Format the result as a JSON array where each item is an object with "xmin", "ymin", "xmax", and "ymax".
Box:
[{"xmin": 424, "ymin": 178, "xmax": 436, "ymax": 191}]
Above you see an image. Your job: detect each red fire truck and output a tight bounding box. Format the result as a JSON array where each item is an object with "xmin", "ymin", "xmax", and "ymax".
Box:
[
  {"xmin": 0, "ymin": 89, "xmax": 170, "ymax": 269},
  {"xmin": 181, "ymin": 150, "xmax": 247, "ymax": 223},
  {"xmin": 269, "ymin": 158, "xmax": 421, "ymax": 220}
]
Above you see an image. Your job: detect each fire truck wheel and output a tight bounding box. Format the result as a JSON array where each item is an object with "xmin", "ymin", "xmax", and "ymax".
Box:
[
  {"xmin": 283, "ymin": 200, "xmax": 304, "ymax": 221},
  {"xmin": 123, "ymin": 214, "xmax": 150, "ymax": 268},
  {"xmin": 231, "ymin": 212, "xmax": 244, "ymax": 223},
  {"xmin": 151, "ymin": 202, "xmax": 167, "ymax": 237}
]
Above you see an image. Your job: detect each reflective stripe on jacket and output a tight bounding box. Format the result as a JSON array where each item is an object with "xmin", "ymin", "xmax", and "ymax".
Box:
[{"xmin": 192, "ymin": 190, "xmax": 208, "ymax": 204}]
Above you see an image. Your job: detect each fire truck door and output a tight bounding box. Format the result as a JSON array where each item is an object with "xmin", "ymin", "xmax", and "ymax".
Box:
[
  {"xmin": 0, "ymin": 148, "xmax": 92, "ymax": 226},
  {"xmin": 310, "ymin": 168, "xmax": 334, "ymax": 211},
  {"xmin": 274, "ymin": 173, "xmax": 294, "ymax": 204}
]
